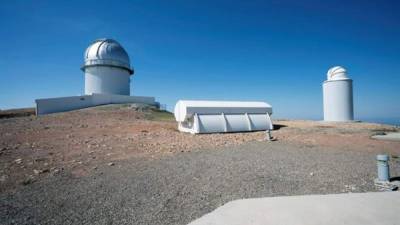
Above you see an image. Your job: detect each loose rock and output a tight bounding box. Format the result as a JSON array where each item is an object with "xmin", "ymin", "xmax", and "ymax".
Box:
[
  {"xmin": 0, "ymin": 175, "xmax": 7, "ymax": 182},
  {"xmin": 21, "ymin": 176, "xmax": 35, "ymax": 185}
]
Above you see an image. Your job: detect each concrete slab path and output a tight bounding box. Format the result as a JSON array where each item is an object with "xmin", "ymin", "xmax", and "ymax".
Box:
[
  {"xmin": 371, "ymin": 132, "xmax": 400, "ymax": 142},
  {"xmin": 188, "ymin": 192, "xmax": 400, "ymax": 225}
]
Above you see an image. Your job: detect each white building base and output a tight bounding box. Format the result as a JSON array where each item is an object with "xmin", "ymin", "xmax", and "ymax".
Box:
[
  {"xmin": 323, "ymin": 79, "xmax": 354, "ymax": 122},
  {"xmin": 35, "ymin": 93, "xmax": 156, "ymax": 115}
]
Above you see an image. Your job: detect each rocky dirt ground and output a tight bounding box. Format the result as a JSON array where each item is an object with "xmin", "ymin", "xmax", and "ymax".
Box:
[
  {"xmin": 0, "ymin": 105, "xmax": 400, "ymax": 224},
  {"xmin": 0, "ymin": 105, "xmax": 399, "ymax": 193}
]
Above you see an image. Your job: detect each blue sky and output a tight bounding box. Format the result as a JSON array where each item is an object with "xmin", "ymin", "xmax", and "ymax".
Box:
[{"xmin": 0, "ymin": 0, "xmax": 399, "ymax": 122}]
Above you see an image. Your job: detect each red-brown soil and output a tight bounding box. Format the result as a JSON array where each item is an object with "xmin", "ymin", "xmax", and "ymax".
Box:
[{"xmin": 0, "ymin": 105, "xmax": 399, "ymax": 193}]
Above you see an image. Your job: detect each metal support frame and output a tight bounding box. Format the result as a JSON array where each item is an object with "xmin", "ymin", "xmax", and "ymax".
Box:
[
  {"xmin": 193, "ymin": 113, "xmax": 200, "ymax": 134},
  {"xmin": 221, "ymin": 113, "xmax": 228, "ymax": 132},
  {"xmin": 266, "ymin": 113, "xmax": 273, "ymax": 141},
  {"xmin": 245, "ymin": 113, "xmax": 252, "ymax": 131},
  {"xmin": 266, "ymin": 113, "xmax": 273, "ymax": 130}
]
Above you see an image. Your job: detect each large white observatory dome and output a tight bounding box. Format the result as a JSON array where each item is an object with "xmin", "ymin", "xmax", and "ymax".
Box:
[
  {"xmin": 82, "ymin": 38, "xmax": 133, "ymax": 74},
  {"xmin": 82, "ymin": 38, "xmax": 134, "ymax": 96}
]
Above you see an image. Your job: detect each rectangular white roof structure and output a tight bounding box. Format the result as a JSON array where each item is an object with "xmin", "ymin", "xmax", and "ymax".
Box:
[{"xmin": 174, "ymin": 100, "xmax": 273, "ymax": 134}]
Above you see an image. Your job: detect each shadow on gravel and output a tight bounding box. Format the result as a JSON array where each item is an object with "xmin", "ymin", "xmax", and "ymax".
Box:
[
  {"xmin": 273, "ymin": 124, "xmax": 287, "ymax": 130},
  {"xmin": 390, "ymin": 176, "xmax": 400, "ymax": 182}
]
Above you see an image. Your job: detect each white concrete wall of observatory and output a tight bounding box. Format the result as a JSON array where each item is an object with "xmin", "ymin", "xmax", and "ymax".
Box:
[
  {"xmin": 36, "ymin": 94, "xmax": 156, "ymax": 115},
  {"xmin": 85, "ymin": 66, "xmax": 131, "ymax": 96},
  {"xmin": 174, "ymin": 100, "xmax": 273, "ymax": 134},
  {"xmin": 35, "ymin": 95, "xmax": 94, "ymax": 115},
  {"xmin": 323, "ymin": 79, "xmax": 354, "ymax": 121},
  {"xmin": 91, "ymin": 94, "xmax": 155, "ymax": 105}
]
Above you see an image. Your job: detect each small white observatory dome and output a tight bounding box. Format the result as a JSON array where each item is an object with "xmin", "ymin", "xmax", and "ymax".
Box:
[
  {"xmin": 81, "ymin": 39, "xmax": 134, "ymax": 96},
  {"xmin": 323, "ymin": 66, "xmax": 354, "ymax": 122},
  {"xmin": 326, "ymin": 66, "xmax": 349, "ymax": 81}
]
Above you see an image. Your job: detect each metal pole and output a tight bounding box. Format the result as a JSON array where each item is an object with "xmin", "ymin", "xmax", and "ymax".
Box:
[
  {"xmin": 266, "ymin": 129, "xmax": 272, "ymax": 141},
  {"xmin": 376, "ymin": 154, "xmax": 390, "ymax": 182}
]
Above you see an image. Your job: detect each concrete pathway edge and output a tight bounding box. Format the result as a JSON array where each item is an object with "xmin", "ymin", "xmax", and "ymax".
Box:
[{"xmin": 188, "ymin": 192, "xmax": 400, "ymax": 225}]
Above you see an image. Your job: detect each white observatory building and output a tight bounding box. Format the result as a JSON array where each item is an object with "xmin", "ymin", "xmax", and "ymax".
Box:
[
  {"xmin": 35, "ymin": 38, "xmax": 156, "ymax": 115},
  {"xmin": 323, "ymin": 66, "xmax": 354, "ymax": 121},
  {"xmin": 174, "ymin": 100, "xmax": 273, "ymax": 134},
  {"xmin": 82, "ymin": 39, "xmax": 134, "ymax": 96}
]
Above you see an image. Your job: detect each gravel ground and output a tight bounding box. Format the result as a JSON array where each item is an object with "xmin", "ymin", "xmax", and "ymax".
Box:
[
  {"xmin": 2, "ymin": 141, "xmax": 399, "ymax": 225},
  {"xmin": 1, "ymin": 105, "xmax": 399, "ymax": 193},
  {"xmin": 1, "ymin": 106, "xmax": 400, "ymax": 225}
]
